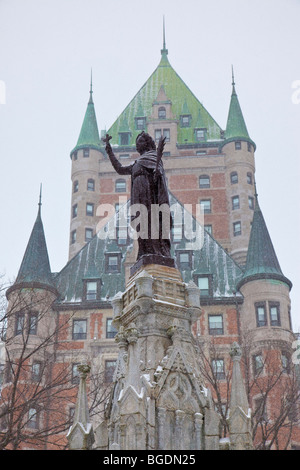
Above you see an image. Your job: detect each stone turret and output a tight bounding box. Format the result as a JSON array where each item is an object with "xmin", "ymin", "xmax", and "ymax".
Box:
[
  {"xmin": 69, "ymin": 74, "xmax": 104, "ymax": 260},
  {"xmin": 221, "ymin": 69, "xmax": 256, "ymax": 267}
]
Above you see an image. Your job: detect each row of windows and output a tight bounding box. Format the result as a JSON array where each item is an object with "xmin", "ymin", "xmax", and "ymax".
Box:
[
  {"xmin": 255, "ymin": 301, "xmax": 281, "ymax": 327},
  {"xmin": 201, "ymin": 300, "xmax": 286, "ymax": 338},
  {"xmin": 230, "ymin": 171, "xmax": 253, "ymax": 185},
  {"xmin": 73, "ymin": 178, "xmax": 95, "ymax": 193},
  {"xmin": 212, "ymin": 349, "xmax": 291, "ymax": 382},
  {"xmin": 72, "ymin": 202, "xmax": 95, "ymax": 218},
  {"xmin": 72, "ymin": 318, "xmax": 117, "ymax": 341},
  {"xmin": 234, "ymin": 141, "xmax": 253, "ymax": 152},
  {"xmin": 72, "ymin": 148, "xmax": 90, "ymax": 160}
]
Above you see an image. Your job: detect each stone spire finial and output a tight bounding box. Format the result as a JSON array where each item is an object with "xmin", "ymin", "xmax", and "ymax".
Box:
[
  {"xmin": 227, "ymin": 342, "xmax": 253, "ymax": 450},
  {"xmin": 67, "ymin": 363, "xmax": 95, "ymax": 450}
]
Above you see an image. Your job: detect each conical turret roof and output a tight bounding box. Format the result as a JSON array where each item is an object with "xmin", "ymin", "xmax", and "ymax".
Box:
[
  {"xmin": 237, "ymin": 192, "xmax": 292, "ymax": 290},
  {"xmin": 223, "ymin": 69, "xmax": 256, "ymax": 149},
  {"xmin": 13, "ymin": 196, "xmax": 56, "ymax": 292},
  {"xmin": 71, "ymin": 76, "xmax": 101, "ymax": 154}
]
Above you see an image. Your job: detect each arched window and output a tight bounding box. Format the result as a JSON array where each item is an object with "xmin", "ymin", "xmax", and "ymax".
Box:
[{"xmin": 115, "ymin": 179, "xmax": 126, "ymax": 193}]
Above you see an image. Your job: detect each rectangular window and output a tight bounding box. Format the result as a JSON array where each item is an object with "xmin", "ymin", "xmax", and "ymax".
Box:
[
  {"xmin": 85, "ymin": 228, "xmax": 93, "ymax": 242},
  {"xmin": 247, "ymin": 172, "xmax": 253, "ymax": 184},
  {"xmin": 83, "ymin": 149, "xmax": 89, "ymax": 158},
  {"xmin": 197, "ymin": 276, "xmax": 210, "ymax": 296},
  {"xmin": 248, "ymin": 196, "xmax": 254, "ymax": 210},
  {"xmin": 71, "ymin": 230, "xmax": 76, "ymax": 244},
  {"xmin": 233, "ymin": 221, "xmax": 241, "ymax": 236},
  {"xmin": 28, "ymin": 312, "xmax": 38, "ymax": 335},
  {"xmin": 72, "ymin": 204, "xmax": 78, "ymax": 218},
  {"xmin": 72, "ymin": 363, "xmax": 80, "ymax": 384},
  {"xmin": 86, "ymin": 281, "xmax": 98, "ymax": 300},
  {"xmin": 269, "ymin": 302, "xmax": 280, "ymax": 326},
  {"xmin": 106, "ymin": 318, "xmax": 117, "ymax": 339},
  {"xmin": 195, "ymin": 129, "xmax": 205, "ymax": 141},
  {"xmin": 212, "ymin": 359, "xmax": 225, "ymax": 380},
  {"xmin": 115, "ymin": 179, "xmax": 126, "ymax": 193},
  {"xmin": 106, "ymin": 255, "xmax": 120, "ymax": 273},
  {"xmin": 204, "ymin": 224, "xmax": 212, "ymax": 235},
  {"xmin": 135, "ymin": 118, "xmax": 146, "ymax": 130},
  {"xmin": 155, "ymin": 129, "xmax": 162, "ymax": 141},
  {"xmin": 255, "ymin": 302, "xmax": 267, "ymax": 327},
  {"xmin": 32, "ymin": 362, "xmax": 42, "ymax": 382},
  {"xmin": 119, "ymin": 133, "xmax": 130, "ymax": 146},
  {"xmin": 171, "ymin": 225, "xmax": 183, "ymax": 242},
  {"xmin": 200, "ymin": 199, "xmax": 211, "ymax": 214},
  {"xmin": 235, "ymin": 141, "xmax": 241, "ymax": 150},
  {"xmin": 15, "ymin": 312, "xmax": 25, "ymax": 336},
  {"xmin": 232, "ymin": 196, "xmax": 240, "ymax": 210},
  {"xmin": 73, "ymin": 181, "xmax": 78, "ymax": 193},
  {"xmin": 86, "ymin": 203, "xmax": 94, "ymax": 216},
  {"xmin": 87, "ymin": 179, "xmax": 95, "ymax": 191},
  {"xmin": 163, "ymin": 128, "xmax": 170, "ymax": 142},
  {"xmin": 254, "ymin": 397, "xmax": 267, "ymax": 422},
  {"xmin": 199, "ymin": 175, "xmax": 210, "ymax": 188},
  {"xmin": 208, "ymin": 315, "xmax": 224, "ymax": 335},
  {"xmin": 230, "ymin": 172, "xmax": 238, "ymax": 184},
  {"xmin": 120, "ymin": 154, "xmax": 130, "ymax": 159},
  {"xmin": 281, "ymin": 353, "xmax": 290, "ymax": 373},
  {"xmin": 105, "ymin": 360, "xmax": 117, "ymax": 383},
  {"xmin": 253, "ymin": 354, "xmax": 264, "ymax": 376},
  {"xmin": 177, "ymin": 251, "xmax": 192, "ymax": 270},
  {"xmin": 72, "ymin": 319, "xmax": 87, "ymax": 340},
  {"xmin": 28, "ymin": 407, "xmax": 38, "ymax": 429},
  {"xmin": 116, "ymin": 226, "xmax": 128, "ymax": 245}
]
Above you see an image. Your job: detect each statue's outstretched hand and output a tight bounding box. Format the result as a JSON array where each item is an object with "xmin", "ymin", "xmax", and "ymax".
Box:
[
  {"xmin": 157, "ymin": 136, "xmax": 166, "ymax": 157},
  {"xmin": 102, "ymin": 134, "xmax": 112, "ymax": 147}
]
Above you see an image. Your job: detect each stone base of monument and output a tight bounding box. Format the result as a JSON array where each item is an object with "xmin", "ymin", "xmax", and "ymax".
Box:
[
  {"xmin": 94, "ymin": 261, "xmax": 222, "ymax": 451},
  {"xmin": 129, "ymin": 253, "xmax": 176, "ymax": 277}
]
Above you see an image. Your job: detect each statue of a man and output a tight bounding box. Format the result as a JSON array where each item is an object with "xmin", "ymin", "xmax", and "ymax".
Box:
[{"xmin": 102, "ymin": 132, "xmax": 172, "ymax": 262}]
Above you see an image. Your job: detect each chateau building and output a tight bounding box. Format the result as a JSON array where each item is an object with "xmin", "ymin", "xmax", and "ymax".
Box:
[{"xmin": 1, "ymin": 35, "xmax": 299, "ymax": 450}]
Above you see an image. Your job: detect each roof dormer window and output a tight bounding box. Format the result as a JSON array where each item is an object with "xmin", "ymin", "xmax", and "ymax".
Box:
[
  {"xmin": 180, "ymin": 115, "xmax": 191, "ymax": 128},
  {"xmin": 158, "ymin": 107, "xmax": 166, "ymax": 119}
]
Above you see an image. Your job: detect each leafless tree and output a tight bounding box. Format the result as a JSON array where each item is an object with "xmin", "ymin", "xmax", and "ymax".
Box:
[
  {"xmin": 0, "ymin": 282, "xmax": 112, "ymax": 450},
  {"xmin": 196, "ymin": 332, "xmax": 300, "ymax": 449}
]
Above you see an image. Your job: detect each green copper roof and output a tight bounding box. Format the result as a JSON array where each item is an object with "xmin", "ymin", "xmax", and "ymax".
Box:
[
  {"xmin": 71, "ymin": 81, "xmax": 102, "ymax": 154},
  {"xmin": 14, "ymin": 203, "xmax": 55, "ymax": 289},
  {"xmin": 107, "ymin": 50, "xmax": 222, "ymax": 146},
  {"xmin": 54, "ymin": 193, "xmax": 243, "ymax": 304},
  {"xmin": 237, "ymin": 195, "xmax": 292, "ymax": 290},
  {"xmin": 224, "ymin": 79, "xmax": 252, "ymax": 142}
]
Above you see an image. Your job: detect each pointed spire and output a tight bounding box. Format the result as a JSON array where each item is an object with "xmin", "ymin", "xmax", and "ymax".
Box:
[
  {"xmin": 237, "ymin": 188, "xmax": 292, "ymax": 290},
  {"xmin": 38, "ymin": 183, "xmax": 42, "ymax": 215},
  {"xmin": 13, "ymin": 189, "xmax": 56, "ymax": 291},
  {"xmin": 89, "ymin": 68, "xmax": 93, "ymax": 104},
  {"xmin": 225, "ymin": 69, "xmax": 250, "ymax": 141},
  {"xmin": 159, "ymin": 16, "xmax": 170, "ymax": 67},
  {"xmin": 71, "ymin": 74, "xmax": 101, "ymax": 154}
]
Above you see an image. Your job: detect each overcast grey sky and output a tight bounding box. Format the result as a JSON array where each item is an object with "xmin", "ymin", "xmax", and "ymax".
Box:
[{"xmin": 0, "ymin": 0, "xmax": 299, "ymax": 329}]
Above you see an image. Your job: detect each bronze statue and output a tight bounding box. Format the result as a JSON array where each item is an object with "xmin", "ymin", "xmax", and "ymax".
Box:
[{"xmin": 102, "ymin": 132, "xmax": 173, "ymax": 265}]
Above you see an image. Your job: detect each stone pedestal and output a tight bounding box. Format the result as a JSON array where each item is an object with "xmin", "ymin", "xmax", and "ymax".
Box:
[{"xmin": 97, "ymin": 263, "xmax": 221, "ymax": 450}]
